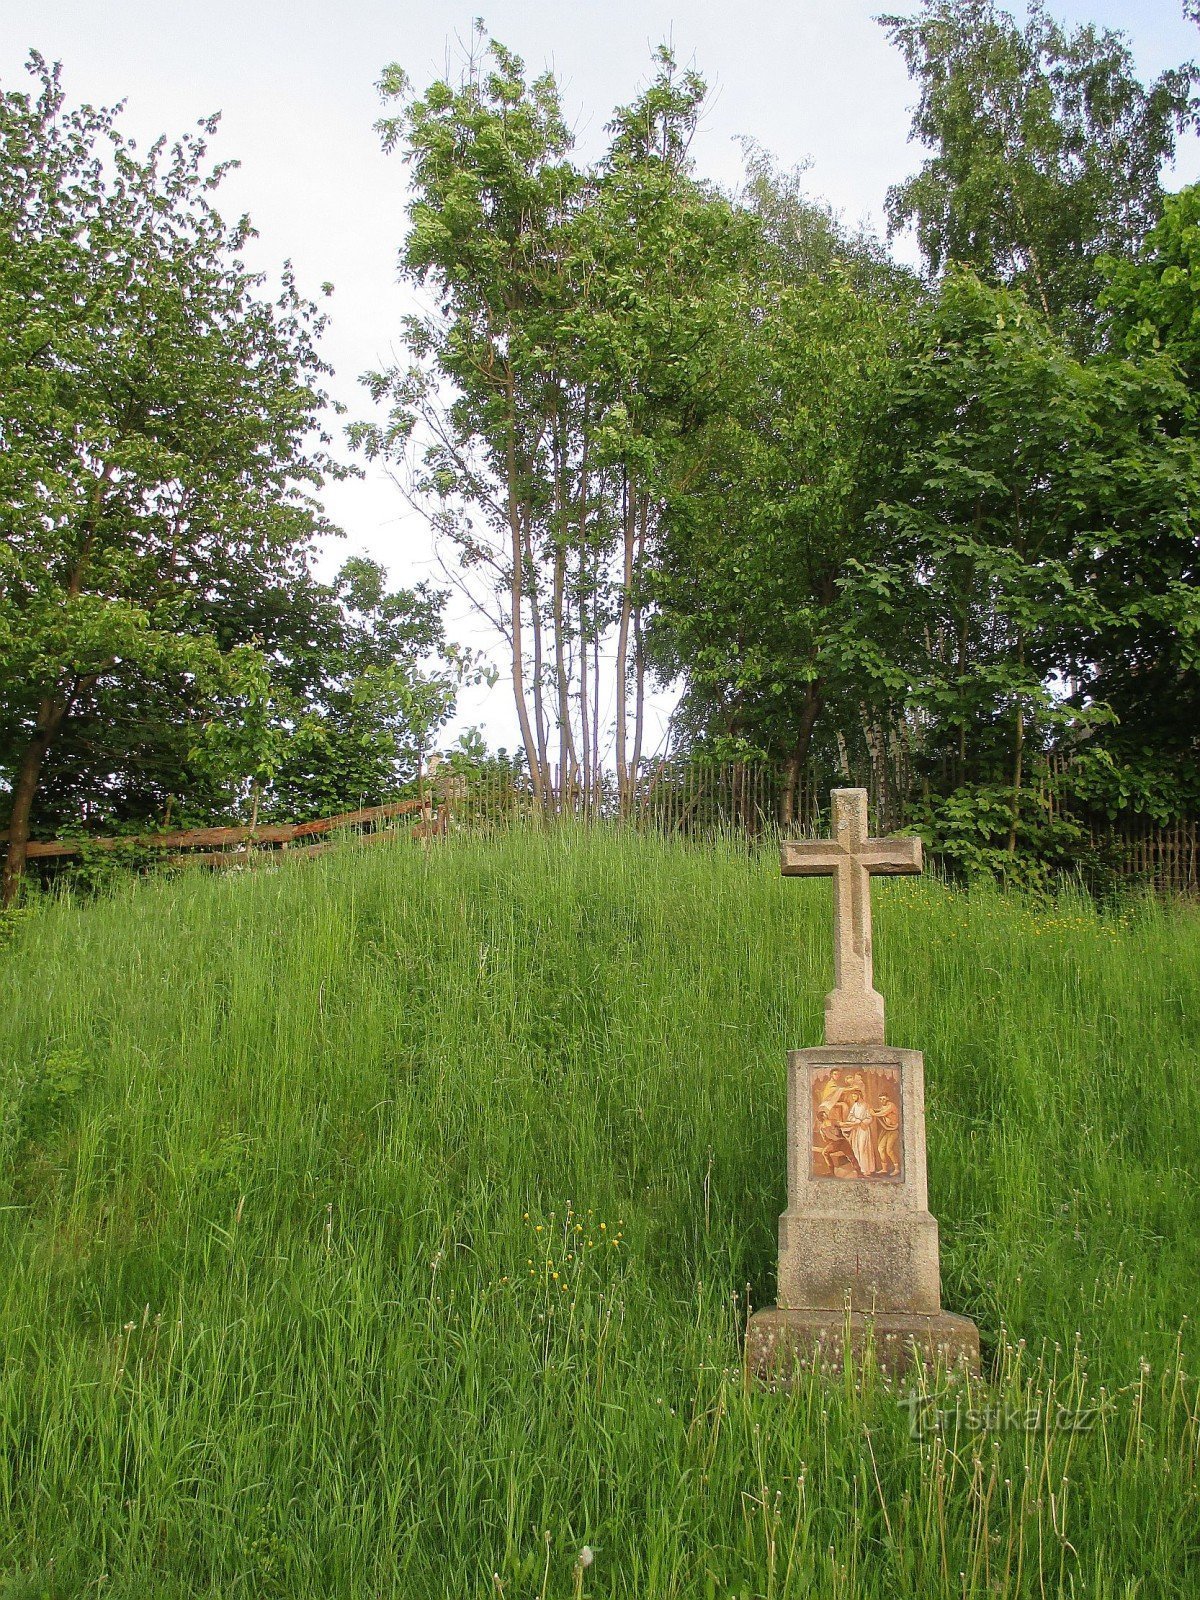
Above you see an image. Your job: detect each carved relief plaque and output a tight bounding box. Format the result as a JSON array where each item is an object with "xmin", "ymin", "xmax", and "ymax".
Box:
[{"xmin": 810, "ymin": 1064, "xmax": 903, "ymax": 1181}]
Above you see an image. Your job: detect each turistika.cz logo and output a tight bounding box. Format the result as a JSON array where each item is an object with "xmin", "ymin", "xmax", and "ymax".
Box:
[{"xmin": 898, "ymin": 1391, "xmax": 1111, "ymax": 1440}]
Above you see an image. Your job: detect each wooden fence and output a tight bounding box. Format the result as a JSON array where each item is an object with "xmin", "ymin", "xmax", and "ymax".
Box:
[
  {"xmin": 434, "ymin": 761, "xmax": 1199, "ymax": 895},
  {"xmin": 431, "ymin": 760, "xmax": 822, "ymax": 835},
  {"xmin": 7, "ymin": 764, "xmax": 1197, "ymax": 894},
  {"xmin": 1, "ymin": 795, "xmax": 447, "ymax": 872},
  {"xmin": 1088, "ymin": 817, "xmax": 1199, "ymax": 896}
]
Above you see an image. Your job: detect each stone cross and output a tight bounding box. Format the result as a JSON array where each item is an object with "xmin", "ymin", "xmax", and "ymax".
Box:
[
  {"xmin": 747, "ymin": 786, "xmax": 978, "ymax": 1381},
  {"xmin": 781, "ymin": 788, "xmax": 922, "ymax": 1045}
]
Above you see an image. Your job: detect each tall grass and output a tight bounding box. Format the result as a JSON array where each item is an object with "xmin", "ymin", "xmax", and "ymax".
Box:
[{"xmin": 0, "ymin": 828, "xmax": 1196, "ymax": 1598}]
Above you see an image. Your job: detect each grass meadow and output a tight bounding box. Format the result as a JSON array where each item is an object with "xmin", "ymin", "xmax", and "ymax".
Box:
[{"xmin": 0, "ymin": 828, "xmax": 1197, "ymax": 1598}]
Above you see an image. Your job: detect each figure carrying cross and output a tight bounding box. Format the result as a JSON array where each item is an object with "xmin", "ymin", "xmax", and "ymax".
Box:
[{"xmin": 782, "ymin": 788, "xmax": 922, "ymax": 1046}]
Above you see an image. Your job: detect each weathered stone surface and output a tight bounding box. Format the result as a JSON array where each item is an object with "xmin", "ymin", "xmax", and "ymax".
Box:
[
  {"xmin": 780, "ymin": 788, "xmax": 922, "ymax": 1047},
  {"xmin": 777, "ymin": 1214, "xmax": 943, "ymax": 1314},
  {"xmin": 746, "ymin": 1306, "xmax": 980, "ymax": 1382},
  {"xmin": 749, "ymin": 791, "xmax": 980, "ymax": 1381},
  {"xmin": 777, "ymin": 1046, "xmax": 942, "ymax": 1314}
]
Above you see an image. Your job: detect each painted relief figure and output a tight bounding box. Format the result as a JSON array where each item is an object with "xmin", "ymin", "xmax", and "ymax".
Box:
[
  {"xmin": 841, "ymin": 1090, "xmax": 876, "ymax": 1175},
  {"xmin": 811, "ymin": 1065, "xmax": 903, "ymax": 1180},
  {"xmin": 874, "ymin": 1093, "xmax": 901, "ymax": 1175}
]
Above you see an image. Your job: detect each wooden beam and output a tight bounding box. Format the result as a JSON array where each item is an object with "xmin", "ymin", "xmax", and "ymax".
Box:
[{"xmin": 2, "ymin": 796, "xmax": 435, "ymax": 858}]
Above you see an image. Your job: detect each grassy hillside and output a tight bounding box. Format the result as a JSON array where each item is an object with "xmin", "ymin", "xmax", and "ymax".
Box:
[{"xmin": 0, "ymin": 830, "xmax": 1197, "ymax": 1599}]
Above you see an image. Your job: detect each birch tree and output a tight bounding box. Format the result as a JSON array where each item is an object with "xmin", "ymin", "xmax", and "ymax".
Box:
[{"xmin": 358, "ymin": 35, "xmax": 740, "ymax": 808}]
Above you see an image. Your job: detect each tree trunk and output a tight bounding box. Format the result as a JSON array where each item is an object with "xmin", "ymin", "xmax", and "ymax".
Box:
[
  {"xmin": 578, "ymin": 543, "xmax": 591, "ymax": 810},
  {"xmin": 782, "ymin": 684, "xmax": 822, "ymax": 828},
  {"xmin": 2, "ymin": 697, "xmax": 68, "ymax": 907},
  {"xmin": 525, "ymin": 506, "xmax": 550, "ymax": 809},
  {"xmin": 957, "ymin": 521, "xmax": 979, "ymax": 787},
  {"xmin": 1007, "ymin": 546, "xmax": 1027, "ymax": 853},
  {"xmin": 614, "ymin": 469, "xmax": 635, "ymax": 808},
  {"xmin": 835, "ymin": 730, "xmax": 852, "ymax": 782},
  {"xmin": 551, "ymin": 539, "xmax": 577, "ymax": 800},
  {"xmin": 591, "ymin": 596, "xmax": 601, "ymax": 813},
  {"xmin": 504, "ymin": 382, "xmax": 544, "ymax": 811},
  {"xmin": 1007, "ymin": 701, "xmax": 1025, "ymax": 856},
  {"xmin": 782, "ymin": 758, "xmax": 799, "ymax": 830},
  {"xmin": 573, "ymin": 408, "xmax": 592, "ymax": 815},
  {"xmin": 1007, "ymin": 636, "xmax": 1026, "ymax": 856},
  {"xmin": 893, "ymin": 715, "xmax": 913, "ymax": 825},
  {"xmin": 2, "ymin": 465, "xmax": 117, "ymax": 904},
  {"xmin": 630, "ymin": 598, "xmax": 646, "ymax": 806},
  {"xmin": 550, "ymin": 411, "xmax": 579, "ymax": 805},
  {"xmin": 627, "ymin": 491, "xmax": 650, "ymax": 815},
  {"xmin": 861, "ymin": 708, "xmax": 889, "ymax": 832}
]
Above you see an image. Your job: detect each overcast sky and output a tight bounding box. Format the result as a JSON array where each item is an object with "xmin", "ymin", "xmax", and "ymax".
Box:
[{"xmin": 3, "ymin": 0, "xmax": 1197, "ymax": 751}]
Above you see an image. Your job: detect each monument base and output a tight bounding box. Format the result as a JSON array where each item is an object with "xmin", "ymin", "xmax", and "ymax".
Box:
[{"xmin": 746, "ymin": 1305, "xmax": 980, "ymax": 1382}]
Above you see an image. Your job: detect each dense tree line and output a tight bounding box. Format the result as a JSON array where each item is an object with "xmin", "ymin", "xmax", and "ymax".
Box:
[
  {"xmin": 363, "ymin": 2, "xmax": 1200, "ymax": 875},
  {"xmin": 4, "ymin": 1, "xmax": 1200, "ymax": 895}
]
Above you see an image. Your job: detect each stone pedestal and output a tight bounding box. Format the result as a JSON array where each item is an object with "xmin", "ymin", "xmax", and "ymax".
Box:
[
  {"xmin": 747, "ymin": 1308, "xmax": 980, "ymax": 1380},
  {"xmin": 747, "ymin": 1045, "xmax": 979, "ymax": 1380}
]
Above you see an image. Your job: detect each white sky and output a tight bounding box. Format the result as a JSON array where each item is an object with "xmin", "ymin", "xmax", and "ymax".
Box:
[{"xmin": 3, "ymin": 0, "xmax": 1198, "ymax": 754}]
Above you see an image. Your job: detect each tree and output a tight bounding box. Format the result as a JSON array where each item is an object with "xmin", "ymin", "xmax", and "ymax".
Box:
[
  {"xmin": 573, "ymin": 55, "xmax": 741, "ymax": 803},
  {"xmin": 881, "ymin": 0, "xmax": 1195, "ymax": 348},
  {"xmin": 261, "ymin": 558, "xmax": 460, "ymax": 822},
  {"xmin": 0, "ymin": 56, "xmax": 341, "ymax": 901},
  {"xmin": 1102, "ymin": 183, "xmax": 1200, "ymax": 385},
  {"xmin": 358, "ymin": 34, "xmax": 744, "ymax": 809},
  {"xmin": 359, "ymin": 32, "xmax": 580, "ymax": 809},
  {"xmin": 883, "ymin": 269, "xmax": 1200, "ymax": 859},
  {"xmin": 643, "ymin": 159, "xmax": 919, "ymax": 819},
  {"xmin": 1079, "ymin": 185, "xmax": 1200, "ymax": 814}
]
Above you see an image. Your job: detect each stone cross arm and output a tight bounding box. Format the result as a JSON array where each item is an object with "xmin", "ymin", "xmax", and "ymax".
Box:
[
  {"xmin": 781, "ymin": 788, "xmax": 923, "ymax": 1045},
  {"xmin": 780, "ymin": 836, "xmax": 923, "ymax": 878}
]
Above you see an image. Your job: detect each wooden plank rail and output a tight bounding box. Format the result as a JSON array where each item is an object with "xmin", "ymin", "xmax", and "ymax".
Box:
[{"xmin": 1, "ymin": 796, "xmax": 439, "ymax": 862}]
